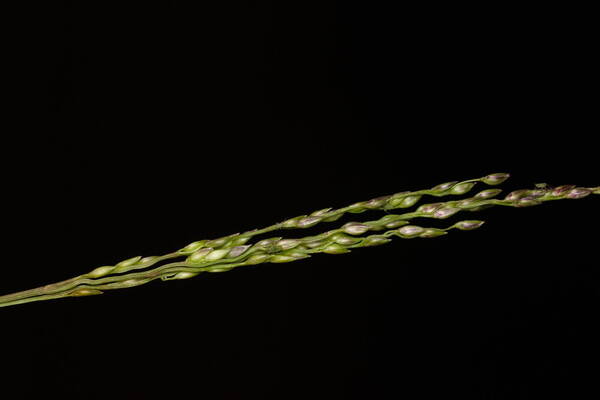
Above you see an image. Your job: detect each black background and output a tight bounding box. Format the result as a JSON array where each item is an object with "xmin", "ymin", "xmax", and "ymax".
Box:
[{"xmin": 3, "ymin": 2, "xmax": 598, "ymax": 399}]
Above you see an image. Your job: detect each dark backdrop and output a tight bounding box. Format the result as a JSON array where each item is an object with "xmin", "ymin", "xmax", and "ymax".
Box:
[{"xmin": 4, "ymin": 2, "xmax": 598, "ymax": 399}]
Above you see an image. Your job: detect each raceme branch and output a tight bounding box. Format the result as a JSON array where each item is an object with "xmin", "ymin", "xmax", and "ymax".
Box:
[{"xmin": 1, "ymin": 173, "xmax": 597, "ymax": 308}]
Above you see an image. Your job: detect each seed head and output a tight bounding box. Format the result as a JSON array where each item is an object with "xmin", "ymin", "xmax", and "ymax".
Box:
[
  {"xmin": 322, "ymin": 213, "xmax": 343, "ymax": 222},
  {"xmin": 457, "ymin": 198, "xmax": 481, "ymax": 209},
  {"xmin": 231, "ymin": 236, "xmax": 251, "ymax": 246},
  {"xmin": 255, "ymin": 238, "xmax": 280, "ymax": 248},
  {"xmin": 347, "ymin": 202, "xmax": 366, "ymax": 213},
  {"xmin": 527, "ymin": 189, "xmax": 548, "ymax": 198}
]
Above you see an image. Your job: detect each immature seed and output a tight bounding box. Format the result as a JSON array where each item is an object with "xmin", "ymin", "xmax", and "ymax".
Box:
[
  {"xmin": 398, "ymin": 226, "xmax": 425, "ymax": 237},
  {"xmin": 419, "ymin": 229, "xmax": 447, "ymax": 238},
  {"xmin": 454, "ymin": 220, "xmax": 485, "ymax": 230},
  {"xmin": 70, "ymin": 289, "xmax": 103, "ymax": 297},
  {"xmin": 362, "ymin": 236, "xmax": 391, "ymax": 246},
  {"xmin": 450, "ymin": 182, "xmax": 475, "ymax": 195},
  {"xmin": 244, "ymin": 253, "xmax": 270, "ymax": 265},
  {"xmin": 310, "ymin": 208, "xmax": 332, "ymax": 217},
  {"xmin": 282, "ymin": 217, "xmax": 303, "ymax": 228},
  {"xmin": 330, "ymin": 233, "xmax": 361, "ymax": 246},
  {"xmin": 365, "ymin": 195, "xmax": 392, "ymax": 209},
  {"xmin": 552, "ymin": 185, "xmax": 576, "ymax": 197},
  {"xmin": 342, "ymin": 223, "xmax": 369, "ymax": 235},
  {"xmin": 188, "ymin": 248, "xmax": 213, "ymax": 263},
  {"xmin": 482, "ymin": 173, "xmax": 510, "ymax": 185},
  {"xmin": 205, "ymin": 237, "xmax": 230, "ymax": 248},
  {"xmin": 179, "ymin": 240, "xmax": 207, "ymax": 254},
  {"xmin": 116, "ymin": 256, "xmax": 142, "ymax": 268},
  {"xmin": 228, "ymin": 245, "xmax": 251, "ymax": 258},
  {"xmin": 505, "ymin": 189, "xmax": 529, "ymax": 202},
  {"xmin": 297, "ymin": 216, "xmax": 322, "ymax": 228},
  {"xmin": 204, "ymin": 249, "xmax": 230, "ymax": 261},
  {"xmin": 432, "ymin": 181, "xmax": 458, "ymax": 191},
  {"xmin": 433, "ymin": 207, "xmax": 460, "ymax": 219},
  {"xmin": 475, "ymin": 189, "xmax": 502, "ymax": 199},
  {"xmin": 417, "ymin": 203, "xmax": 443, "ymax": 214},
  {"xmin": 170, "ymin": 272, "xmax": 199, "ymax": 279},
  {"xmin": 303, "ymin": 239, "xmax": 326, "ymax": 248},
  {"xmin": 323, "ymin": 244, "xmax": 351, "ymax": 254},
  {"xmin": 567, "ymin": 188, "xmax": 591, "ymax": 199},
  {"xmin": 385, "ymin": 220, "xmax": 409, "ymax": 229},
  {"xmin": 516, "ymin": 197, "xmax": 542, "ymax": 207},
  {"xmin": 400, "ymin": 195, "xmax": 421, "ymax": 208},
  {"xmin": 276, "ymin": 239, "xmax": 301, "ymax": 250},
  {"xmin": 88, "ymin": 266, "xmax": 115, "ymax": 279}
]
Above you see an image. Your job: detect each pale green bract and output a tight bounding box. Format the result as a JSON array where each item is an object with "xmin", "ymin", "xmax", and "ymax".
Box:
[{"xmin": 0, "ymin": 173, "xmax": 597, "ymax": 308}]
